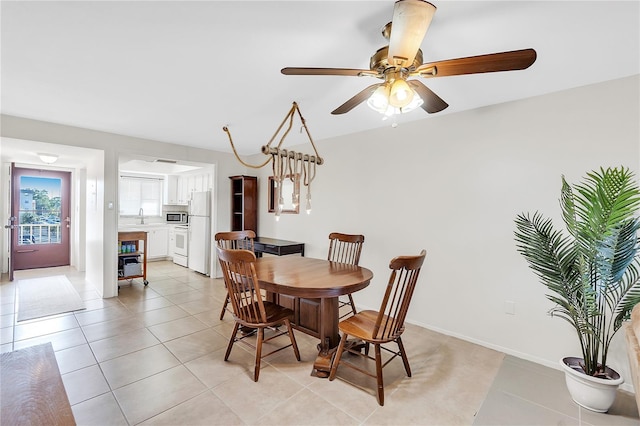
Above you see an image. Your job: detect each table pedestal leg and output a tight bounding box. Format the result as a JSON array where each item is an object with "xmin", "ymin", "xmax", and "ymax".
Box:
[
  {"xmin": 266, "ymin": 291, "xmax": 346, "ymax": 378},
  {"xmin": 313, "ymin": 297, "xmax": 339, "ymax": 378}
]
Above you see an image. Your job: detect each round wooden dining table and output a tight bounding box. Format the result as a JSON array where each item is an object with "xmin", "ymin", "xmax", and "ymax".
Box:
[{"xmin": 254, "ymin": 256, "xmax": 373, "ymax": 377}]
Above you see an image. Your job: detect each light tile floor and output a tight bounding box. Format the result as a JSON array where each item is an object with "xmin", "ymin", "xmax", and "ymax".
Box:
[{"xmin": 1, "ymin": 261, "xmax": 638, "ymax": 425}]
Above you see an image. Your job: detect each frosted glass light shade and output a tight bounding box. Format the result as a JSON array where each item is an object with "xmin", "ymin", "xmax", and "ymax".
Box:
[
  {"xmin": 388, "ymin": 79, "xmax": 414, "ymax": 108},
  {"xmin": 38, "ymin": 153, "xmax": 58, "ymax": 164},
  {"xmin": 367, "ymin": 85, "xmax": 423, "ymax": 116},
  {"xmin": 367, "ymin": 84, "xmax": 390, "ymax": 113}
]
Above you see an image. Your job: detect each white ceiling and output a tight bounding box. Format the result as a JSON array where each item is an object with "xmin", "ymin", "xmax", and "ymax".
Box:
[{"xmin": 2, "ymin": 1, "xmax": 639, "ymax": 159}]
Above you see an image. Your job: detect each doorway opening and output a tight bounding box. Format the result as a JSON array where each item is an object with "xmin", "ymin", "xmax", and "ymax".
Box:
[{"xmin": 11, "ymin": 167, "xmax": 71, "ymax": 270}]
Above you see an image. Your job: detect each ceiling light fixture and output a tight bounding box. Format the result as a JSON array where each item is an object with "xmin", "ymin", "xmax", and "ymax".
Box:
[
  {"xmin": 38, "ymin": 153, "xmax": 58, "ymax": 164},
  {"xmin": 223, "ymin": 102, "xmax": 323, "ymax": 219},
  {"xmin": 282, "ymin": 0, "xmax": 536, "ymax": 118},
  {"xmin": 367, "ymin": 81, "xmax": 424, "ymax": 118},
  {"xmin": 389, "ymin": 79, "xmax": 414, "ymax": 107}
]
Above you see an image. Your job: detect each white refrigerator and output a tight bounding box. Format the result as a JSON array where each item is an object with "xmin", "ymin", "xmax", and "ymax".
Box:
[{"xmin": 188, "ymin": 190, "xmax": 211, "ymax": 275}]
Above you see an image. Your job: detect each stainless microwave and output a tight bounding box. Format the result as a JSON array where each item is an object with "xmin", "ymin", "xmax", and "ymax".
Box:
[{"xmin": 166, "ymin": 212, "xmax": 188, "ymax": 224}]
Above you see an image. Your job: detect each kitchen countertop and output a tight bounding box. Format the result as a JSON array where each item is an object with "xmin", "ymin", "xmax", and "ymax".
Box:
[{"xmin": 118, "ymin": 223, "xmax": 170, "ymax": 232}]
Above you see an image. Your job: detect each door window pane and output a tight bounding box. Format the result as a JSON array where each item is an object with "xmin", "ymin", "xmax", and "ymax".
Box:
[{"xmin": 19, "ymin": 176, "xmax": 62, "ymax": 245}]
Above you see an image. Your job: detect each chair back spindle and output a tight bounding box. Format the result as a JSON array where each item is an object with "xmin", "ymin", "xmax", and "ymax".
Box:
[
  {"xmin": 215, "ymin": 230, "xmax": 257, "ymax": 320},
  {"xmin": 327, "ymin": 232, "xmax": 364, "ymax": 265},
  {"xmin": 217, "ymin": 247, "xmax": 265, "ymax": 324},
  {"xmin": 373, "ymin": 250, "xmax": 426, "ymax": 341},
  {"xmin": 215, "ymin": 230, "xmax": 256, "ymax": 251},
  {"xmin": 327, "ymin": 232, "xmax": 365, "ymax": 317}
]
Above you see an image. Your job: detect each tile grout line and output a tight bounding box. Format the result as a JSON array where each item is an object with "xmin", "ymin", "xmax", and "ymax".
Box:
[{"xmin": 65, "ymin": 274, "xmax": 131, "ymax": 423}]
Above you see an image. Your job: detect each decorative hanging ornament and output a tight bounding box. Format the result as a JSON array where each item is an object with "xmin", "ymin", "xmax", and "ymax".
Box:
[{"xmin": 222, "ymin": 102, "xmax": 323, "ymax": 218}]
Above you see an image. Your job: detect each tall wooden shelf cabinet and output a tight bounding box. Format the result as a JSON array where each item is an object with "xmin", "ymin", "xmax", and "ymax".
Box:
[{"xmin": 230, "ymin": 175, "xmax": 257, "ymax": 233}]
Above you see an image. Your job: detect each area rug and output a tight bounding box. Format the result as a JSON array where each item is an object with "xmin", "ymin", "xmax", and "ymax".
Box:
[
  {"xmin": 17, "ymin": 275, "xmax": 85, "ymax": 322},
  {"xmin": 1, "ymin": 342, "xmax": 75, "ymax": 425}
]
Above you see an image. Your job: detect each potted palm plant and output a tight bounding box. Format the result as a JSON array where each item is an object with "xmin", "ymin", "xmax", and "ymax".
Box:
[{"xmin": 514, "ymin": 166, "xmax": 640, "ymax": 412}]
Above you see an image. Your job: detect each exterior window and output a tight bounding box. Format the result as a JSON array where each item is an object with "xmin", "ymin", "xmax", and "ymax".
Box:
[
  {"xmin": 119, "ymin": 175, "xmax": 164, "ymax": 216},
  {"xmin": 18, "ymin": 176, "xmax": 62, "ymax": 245}
]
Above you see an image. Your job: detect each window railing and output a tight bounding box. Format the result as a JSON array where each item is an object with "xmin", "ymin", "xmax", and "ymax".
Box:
[{"xmin": 18, "ymin": 224, "xmax": 61, "ymax": 245}]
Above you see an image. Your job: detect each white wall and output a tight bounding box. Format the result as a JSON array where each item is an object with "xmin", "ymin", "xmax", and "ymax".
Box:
[
  {"xmin": 1, "ymin": 116, "xmax": 246, "ymax": 296},
  {"xmin": 75, "ymin": 168, "xmax": 87, "ymax": 272},
  {"xmin": 85, "ymin": 150, "xmax": 108, "ymax": 295},
  {"xmin": 255, "ymin": 75, "xmax": 640, "ymax": 389}
]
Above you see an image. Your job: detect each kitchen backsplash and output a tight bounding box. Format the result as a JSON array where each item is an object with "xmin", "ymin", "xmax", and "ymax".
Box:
[{"xmin": 162, "ymin": 204, "xmax": 188, "ymax": 213}]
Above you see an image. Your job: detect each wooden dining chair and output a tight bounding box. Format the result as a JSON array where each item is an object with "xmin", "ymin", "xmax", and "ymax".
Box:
[
  {"xmin": 327, "ymin": 232, "xmax": 365, "ymax": 318},
  {"xmin": 329, "ymin": 249, "xmax": 427, "ymax": 406},
  {"xmin": 215, "ymin": 230, "xmax": 256, "ymax": 320},
  {"xmin": 216, "ymin": 246, "xmax": 300, "ymax": 382}
]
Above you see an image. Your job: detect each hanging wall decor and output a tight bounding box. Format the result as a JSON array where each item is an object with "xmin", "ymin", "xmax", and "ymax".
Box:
[{"xmin": 223, "ymin": 102, "xmax": 323, "ymax": 220}]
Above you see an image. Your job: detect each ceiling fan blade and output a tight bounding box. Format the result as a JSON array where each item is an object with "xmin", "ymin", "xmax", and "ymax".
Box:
[
  {"xmin": 281, "ymin": 67, "xmax": 377, "ymax": 77},
  {"xmin": 414, "ymin": 48, "xmax": 537, "ymax": 77},
  {"xmin": 331, "ymin": 83, "xmax": 382, "ymax": 115},
  {"xmin": 407, "ymin": 80, "xmax": 448, "ymax": 113},
  {"xmin": 387, "ymin": 0, "xmax": 436, "ymax": 68}
]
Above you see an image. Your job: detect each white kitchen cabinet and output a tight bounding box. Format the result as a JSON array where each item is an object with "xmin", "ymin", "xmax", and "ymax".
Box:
[
  {"xmin": 186, "ymin": 175, "xmax": 196, "ymax": 195},
  {"xmin": 175, "ymin": 170, "xmax": 212, "ymax": 204},
  {"xmin": 176, "ymin": 175, "xmax": 189, "ymax": 204},
  {"xmin": 146, "ymin": 226, "xmax": 169, "ymax": 259},
  {"xmin": 166, "ymin": 175, "xmax": 179, "ymax": 204},
  {"xmin": 193, "ymin": 174, "xmax": 206, "ymax": 192}
]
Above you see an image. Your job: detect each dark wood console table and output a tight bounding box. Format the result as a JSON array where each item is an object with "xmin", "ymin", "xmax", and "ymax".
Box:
[{"xmin": 254, "ymin": 237, "xmax": 305, "ymax": 257}]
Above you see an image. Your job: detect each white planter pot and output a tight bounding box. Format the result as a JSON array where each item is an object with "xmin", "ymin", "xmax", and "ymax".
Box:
[{"xmin": 560, "ymin": 357, "xmax": 624, "ymax": 413}]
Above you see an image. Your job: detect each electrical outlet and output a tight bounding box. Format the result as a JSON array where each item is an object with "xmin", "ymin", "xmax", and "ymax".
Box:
[{"xmin": 504, "ymin": 300, "xmax": 516, "ymax": 315}]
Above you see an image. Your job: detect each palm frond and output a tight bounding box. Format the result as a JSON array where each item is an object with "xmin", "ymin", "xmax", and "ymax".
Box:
[
  {"xmin": 613, "ymin": 262, "xmax": 640, "ymax": 328},
  {"xmin": 514, "ymin": 212, "xmax": 578, "ymax": 294}
]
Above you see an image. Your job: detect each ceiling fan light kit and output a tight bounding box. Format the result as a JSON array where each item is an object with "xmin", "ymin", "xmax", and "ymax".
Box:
[
  {"xmin": 281, "ymin": 0, "xmax": 537, "ymax": 118},
  {"xmin": 367, "ymin": 82, "xmax": 424, "ymax": 117}
]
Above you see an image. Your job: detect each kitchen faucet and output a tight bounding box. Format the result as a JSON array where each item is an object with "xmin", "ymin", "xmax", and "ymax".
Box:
[{"xmin": 139, "ymin": 208, "xmax": 144, "ymax": 225}]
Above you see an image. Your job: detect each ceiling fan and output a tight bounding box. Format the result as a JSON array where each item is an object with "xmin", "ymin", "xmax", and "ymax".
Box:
[{"xmin": 281, "ymin": 0, "xmax": 537, "ymax": 116}]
